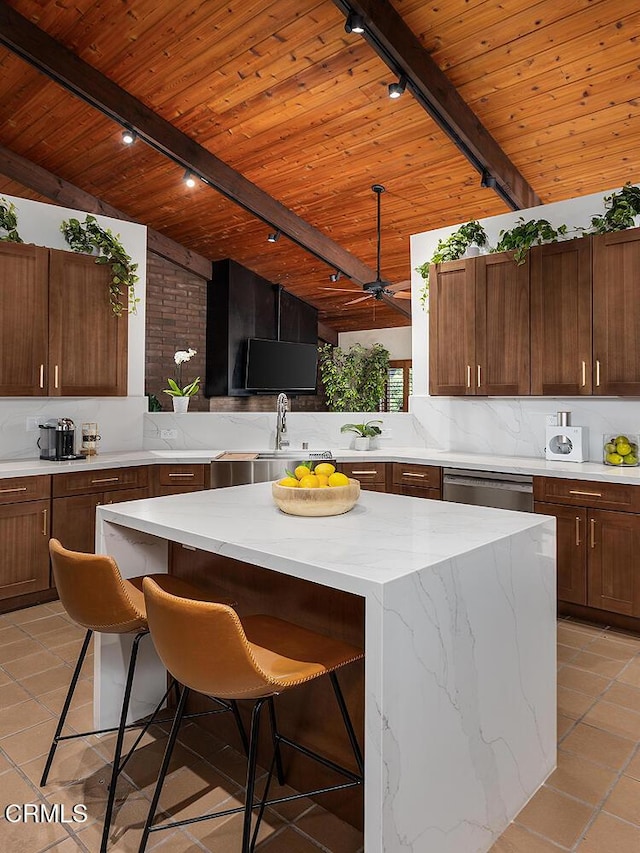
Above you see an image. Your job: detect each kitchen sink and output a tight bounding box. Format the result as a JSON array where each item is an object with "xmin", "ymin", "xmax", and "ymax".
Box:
[{"xmin": 210, "ymin": 450, "xmax": 336, "ymax": 488}]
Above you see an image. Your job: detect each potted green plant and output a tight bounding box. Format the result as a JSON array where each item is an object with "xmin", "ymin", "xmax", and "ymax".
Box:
[
  {"xmin": 494, "ymin": 217, "xmax": 568, "ymax": 265},
  {"xmin": 416, "ymin": 220, "xmax": 488, "ymax": 304},
  {"xmin": 0, "ymin": 197, "xmax": 23, "ymax": 243},
  {"xmin": 163, "ymin": 348, "xmax": 200, "ymax": 412},
  {"xmin": 340, "ymin": 420, "xmax": 383, "ymax": 451},
  {"xmin": 318, "ymin": 342, "xmax": 389, "ymax": 412},
  {"xmin": 61, "ymin": 214, "xmax": 139, "ymax": 316},
  {"xmin": 584, "ymin": 183, "xmax": 640, "ymax": 234}
]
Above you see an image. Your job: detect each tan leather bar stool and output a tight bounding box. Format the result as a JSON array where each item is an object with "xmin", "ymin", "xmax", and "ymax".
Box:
[
  {"xmin": 138, "ymin": 577, "xmax": 364, "ymax": 853},
  {"xmin": 43, "ymin": 539, "xmax": 244, "ymax": 853}
]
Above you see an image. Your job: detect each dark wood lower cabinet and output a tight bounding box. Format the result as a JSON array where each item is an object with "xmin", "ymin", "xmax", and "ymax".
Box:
[
  {"xmin": 52, "ymin": 486, "xmax": 149, "ymax": 555},
  {"xmin": 0, "ymin": 499, "xmax": 51, "ymax": 600},
  {"xmin": 535, "ymin": 502, "xmax": 587, "ymax": 605},
  {"xmin": 588, "ymin": 509, "xmax": 640, "ymax": 617}
]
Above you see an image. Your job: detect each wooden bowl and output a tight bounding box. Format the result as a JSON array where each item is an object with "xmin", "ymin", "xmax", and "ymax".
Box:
[{"xmin": 272, "ymin": 478, "xmax": 360, "ymax": 517}]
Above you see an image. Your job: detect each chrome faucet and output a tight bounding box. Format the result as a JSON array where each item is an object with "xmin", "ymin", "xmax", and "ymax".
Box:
[{"xmin": 275, "ymin": 393, "xmax": 289, "ymax": 450}]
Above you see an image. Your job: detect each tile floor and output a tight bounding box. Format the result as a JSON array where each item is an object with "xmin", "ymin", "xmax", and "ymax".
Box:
[{"xmin": 1, "ymin": 603, "xmax": 640, "ymax": 852}]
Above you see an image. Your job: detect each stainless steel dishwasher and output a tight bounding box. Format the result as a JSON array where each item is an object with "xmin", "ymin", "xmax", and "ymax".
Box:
[{"xmin": 442, "ymin": 468, "xmax": 534, "ymax": 512}]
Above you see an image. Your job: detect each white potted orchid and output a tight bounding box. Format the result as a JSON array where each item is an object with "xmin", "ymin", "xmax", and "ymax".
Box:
[{"xmin": 164, "ymin": 348, "xmax": 200, "ymax": 413}]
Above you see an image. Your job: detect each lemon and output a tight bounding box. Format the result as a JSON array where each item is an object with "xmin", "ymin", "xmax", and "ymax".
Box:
[
  {"xmin": 617, "ymin": 442, "xmax": 632, "ymax": 456},
  {"xmin": 328, "ymin": 472, "xmax": 350, "ymax": 487},
  {"xmin": 278, "ymin": 477, "xmax": 299, "ymax": 488},
  {"xmin": 615, "ymin": 435, "xmax": 630, "ymax": 445},
  {"xmin": 623, "ymin": 454, "xmax": 638, "ymax": 465},
  {"xmin": 316, "ymin": 474, "xmax": 329, "ymax": 487},
  {"xmin": 606, "ymin": 453, "xmax": 623, "ymax": 465},
  {"xmin": 299, "ymin": 474, "xmax": 320, "ymax": 488},
  {"xmin": 294, "ymin": 465, "xmax": 312, "ymax": 480},
  {"xmin": 314, "ymin": 462, "xmax": 336, "ymax": 477},
  {"xmin": 604, "ymin": 442, "xmax": 616, "ymax": 454}
]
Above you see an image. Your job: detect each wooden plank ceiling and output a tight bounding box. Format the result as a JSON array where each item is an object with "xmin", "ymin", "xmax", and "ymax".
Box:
[{"xmin": 0, "ymin": 0, "xmax": 637, "ymax": 332}]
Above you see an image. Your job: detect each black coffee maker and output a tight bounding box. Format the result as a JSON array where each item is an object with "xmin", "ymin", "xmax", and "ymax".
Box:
[{"xmin": 38, "ymin": 418, "xmax": 84, "ymax": 461}]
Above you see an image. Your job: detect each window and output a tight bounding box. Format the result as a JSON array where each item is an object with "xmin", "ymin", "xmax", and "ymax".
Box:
[{"xmin": 384, "ymin": 360, "xmax": 412, "ymax": 411}]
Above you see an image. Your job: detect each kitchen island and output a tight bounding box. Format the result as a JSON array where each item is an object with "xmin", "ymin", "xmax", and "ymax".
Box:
[{"xmin": 96, "ymin": 483, "xmax": 556, "ymax": 853}]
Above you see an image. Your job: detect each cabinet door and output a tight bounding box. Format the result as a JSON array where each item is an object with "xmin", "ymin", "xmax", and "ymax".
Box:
[
  {"xmin": 587, "ymin": 509, "xmax": 640, "ymax": 616},
  {"xmin": 0, "ymin": 243, "xmax": 49, "ymax": 396},
  {"xmin": 535, "ymin": 501, "xmax": 587, "ymax": 605},
  {"xmin": 0, "ymin": 499, "xmax": 50, "ymax": 599},
  {"xmin": 52, "ymin": 494, "xmax": 101, "ymax": 555},
  {"xmin": 475, "ymin": 253, "xmax": 530, "ymax": 395},
  {"xmin": 429, "ymin": 259, "xmax": 476, "ymax": 395},
  {"xmin": 530, "ymin": 238, "xmax": 592, "ymax": 395},
  {"xmin": 593, "ymin": 228, "xmax": 640, "ymax": 395},
  {"xmin": 48, "ymin": 249, "xmax": 128, "ymax": 396}
]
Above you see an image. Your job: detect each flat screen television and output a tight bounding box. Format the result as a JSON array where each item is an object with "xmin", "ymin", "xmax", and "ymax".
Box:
[{"xmin": 245, "ymin": 338, "xmax": 318, "ymax": 393}]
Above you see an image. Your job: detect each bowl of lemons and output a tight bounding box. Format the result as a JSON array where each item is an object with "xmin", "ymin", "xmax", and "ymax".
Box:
[
  {"xmin": 272, "ymin": 462, "xmax": 360, "ymax": 516},
  {"xmin": 603, "ymin": 434, "xmax": 639, "ymax": 466}
]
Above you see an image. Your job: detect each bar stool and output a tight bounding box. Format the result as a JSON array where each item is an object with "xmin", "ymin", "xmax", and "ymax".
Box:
[
  {"xmin": 138, "ymin": 577, "xmax": 364, "ymax": 853},
  {"xmin": 43, "ymin": 539, "xmax": 244, "ymax": 853}
]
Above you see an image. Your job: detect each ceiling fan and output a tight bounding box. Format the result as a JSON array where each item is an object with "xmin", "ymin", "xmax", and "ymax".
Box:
[{"xmin": 321, "ymin": 184, "xmax": 411, "ymax": 306}]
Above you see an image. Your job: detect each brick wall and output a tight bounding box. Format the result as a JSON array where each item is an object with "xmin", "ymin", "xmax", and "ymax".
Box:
[{"xmin": 145, "ymin": 252, "xmax": 327, "ymax": 412}]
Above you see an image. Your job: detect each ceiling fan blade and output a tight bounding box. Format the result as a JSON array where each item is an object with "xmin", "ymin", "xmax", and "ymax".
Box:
[
  {"xmin": 387, "ymin": 280, "xmax": 411, "ymax": 293},
  {"xmin": 343, "ymin": 294, "xmax": 373, "ymax": 306},
  {"xmin": 320, "ymin": 287, "xmax": 362, "ymax": 293},
  {"xmin": 389, "ymin": 291, "xmax": 412, "ymax": 299}
]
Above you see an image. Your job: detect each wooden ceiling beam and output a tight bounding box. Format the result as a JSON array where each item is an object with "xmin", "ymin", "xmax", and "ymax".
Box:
[
  {"xmin": 0, "ymin": 1, "xmax": 411, "ymax": 322},
  {"xmin": 0, "ymin": 142, "xmax": 213, "ymax": 279},
  {"xmin": 333, "ymin": 0, "xmax": 541, "ymax": 211}
]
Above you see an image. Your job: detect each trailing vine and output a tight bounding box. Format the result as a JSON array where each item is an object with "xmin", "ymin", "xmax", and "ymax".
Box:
[
  {"xmin": 318, "ymin": 342, "xmax": 390, "ymax": 412},
  {"xmin": 61, "ymin": 214, "xmax": 139, "ymax": 316},
  {"xmin": 584, "ymin": 183, "xmax": 640, "ymax": 234},
  {"xmin": 0, "ymin": 197, "xmax": 23, "ymax": 243},
  {"xmin": 416, "ymin": 220, "xmax": 488, "ymax": 304},
  {"xmin": 494, "ymin": 217, "xmax": 568, "ymax": 265}
]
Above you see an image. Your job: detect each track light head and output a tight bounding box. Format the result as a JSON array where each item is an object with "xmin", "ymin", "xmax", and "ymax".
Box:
[
  {"xmin": 121, "ymin": 129, "xmax": 136, "ymax": 145},
  {"xmin": 267, "ymin": 230, "xmax": 281, "ymax": 243},
  {"xmin": 388, "ymin": 76, "xmax": 407, "ymax": 99},
  {"xmin": 329, "ymin": 270, "xmax": 342, "ymax": 283},
  {"xmin": 344, "ymin": 12, "xmax": 365, "ymax": 34},
  {"xmin": 480, "ymin": 170, "xmax": 497, "ymax": 189},
  {"xmin": 183, "ymin": 170, "xmax": 196, "ymax": 188}
]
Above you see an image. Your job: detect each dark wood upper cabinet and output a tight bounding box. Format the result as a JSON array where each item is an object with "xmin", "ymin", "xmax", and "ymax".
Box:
[
  {"xmin": 530, "ymin": 237, "xmax": 593, "ymax": 396},
  {"xmin": 0, "ymin": 242, "xmax": 49, "ymax": 396},
  {"xmin": 428, "ymin": 259, "xmax": 476, "ymax": 395},
  {"xmin": 592, "ymin": 229, "xmax": 640, "ymax": 396},
  {"xmin": 48, "ymin": 249, "xmax": 127, "ymax": 396}
]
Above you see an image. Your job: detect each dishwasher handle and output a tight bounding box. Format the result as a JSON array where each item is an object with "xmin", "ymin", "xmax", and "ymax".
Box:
[{"xmin": 443, "ymin": 473, "xmax": 533, "ymax": 493}]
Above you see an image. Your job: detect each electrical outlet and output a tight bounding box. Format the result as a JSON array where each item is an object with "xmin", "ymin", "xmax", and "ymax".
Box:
[
  {"xmin": 160, "ymin": 429, "xmax": 177, "ymax": 440},
  {"xmin": 26, "ymin": 416, "xmax": 40, "ymax": 432}
]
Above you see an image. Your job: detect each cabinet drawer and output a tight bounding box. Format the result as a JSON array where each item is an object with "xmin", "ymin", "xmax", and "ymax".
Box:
[
  {"xmin": 391, "ymin": 484, "xmax": 441, "ymax": 500},
  {"xmin": 157, "ymin": 465, "xmax": 206, "ymax": 487},
  {"xmin": 339, "ymin": 462, "xmax": 387, "ymax": 485},
  {"xmin": 53, "ymin": 465, "xmax": 149, "ymax": 497},
  {"xmin": 533, "ymin": 477, "xmax": 640, "ymax": 512},
  {"xmin": 0, "ymin": 475, "xmax": 50, "ymax": 505},
  {"xmin": 391, "ymin": 463, "xmax": 441, "ymax": 490}
]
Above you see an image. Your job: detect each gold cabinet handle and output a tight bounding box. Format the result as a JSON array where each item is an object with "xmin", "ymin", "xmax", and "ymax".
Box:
[
  {"xmin": 402, "ymin": 472, "xmax": 426, "ymax": 478},
  {"xmin": 54, "ymin": 364, "xmax": 59, "ymax": 389},
  {"xmin": 39, "ymin": 364, "xmax": 45, "ymax": 389},
  {"xmin": 575, "ymin": 516, "xmax": 581, "ymax": 547},
  {"xmin": 595, "ymin": 360, "xmax": 601, "ymax": 387},
  {"xmin": 568, "ymin": 490, "xmax": 602, "ymax": 498},
  {"xmin": 477, "ymin": 365, "xmax": 482, "ymax": 388},
  {"xmin": 168, "ymin": 473, "xmax": 195, "ymax": 478},
  {"xmin": 351, "ymin": 470, "xmax": 378, "ymax": 475},
  {"xmin": 91, "ymin": 477, "xmax": 119, "ymax": 484},
  {"xmin": 581, "ymin": 361, "xmax": 586, "ymax": 387},
  {"xmin": 466, "ymin": 365, "xmax": 471, "ymax": 388},
  {"xmin": 590, "ymin": 518, "xmax": 596, "ymax": 549},
  {"xmin": 42, "ymin": 508, "xmax": 48, "ymax": 536},
  {"xmin": 0, "ymin": 486, "xmax": 28, "ymax": 494}
]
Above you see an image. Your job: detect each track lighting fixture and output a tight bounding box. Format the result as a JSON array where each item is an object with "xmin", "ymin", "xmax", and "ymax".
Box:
[
  {"xmin": 480, "ymin": 170, "xmax": 497, "ymax": 189},
  {"xmin": 267, "ymin": 230, "xmax": 281, "ymax": 243},
  {"xmin": 388, "ymin": 76, "xmax": 407, "ymax": 99},
  {"xmin": 183, "ymin": 170, "xmax": 196, "ymax": 188},
  {"xmin": 344, "ymin": 12, "xmax": 365, "ymax": 34},
  {"xmin": 329, "ymin": 270, "xmax": 342, "ymax": 283},
  {"xmin": 121, "ymin": 129, "xmax": 136, "ymax": 145}
]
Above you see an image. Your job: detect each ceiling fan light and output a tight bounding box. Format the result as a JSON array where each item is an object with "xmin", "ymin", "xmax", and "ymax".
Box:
[
  {"xmin": 388, "ymin": 77, "xmax": 407, "ymax": 99},
  {"xmin": 267, "ymin": 230, "xmax": 281, "ymax": 243},
  {"xmin": 345, "ymin": 12, "xmax": 365, "ymax": 34}
]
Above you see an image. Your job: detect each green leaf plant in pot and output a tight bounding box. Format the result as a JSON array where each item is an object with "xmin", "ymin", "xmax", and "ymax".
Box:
[
  {"xmin": 495, "ymin": 217, "xmax": 568, "ymax": 265},
  {"xmin": 416, "ymin": 220, "xmax": 488, "ymax": 305},
  {"xmin": 340, "ymin": 419, "xmax": 383, "ymax": 451},
  {"xmin": 163, "ymin": 348, "xmax": 200, "ymax": 413}
]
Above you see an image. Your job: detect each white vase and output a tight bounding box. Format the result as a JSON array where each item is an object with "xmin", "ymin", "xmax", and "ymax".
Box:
[
  {"xmin": 353, "ymin": 436, "xmax": 370, "ymax": 451},
  {"xmin": 172, "ymin": 396, "xmax": 189, "ymax": 413}
]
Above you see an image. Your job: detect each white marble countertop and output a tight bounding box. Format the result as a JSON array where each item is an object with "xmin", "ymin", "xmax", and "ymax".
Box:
[
  {"xmin": 3, "ymin": 445, "xmax": 640, "ymax": 484},
  {"xmin": 98, "ymin": 482, "xmax": 550, "ymax": 595}
]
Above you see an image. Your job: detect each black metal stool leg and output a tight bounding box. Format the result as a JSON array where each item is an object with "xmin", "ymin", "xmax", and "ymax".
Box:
[
  {"xmin": 242, "ymin": 699, "xmax": 266, "ymax": 853},
  {"xmin": 138, "ymin": 685, "xmax": 189, "ymax": 853},
  {"xmin": 267, "ymin": 697, "xmax": 285, "ymax": 786},
  {"xmin": 231, "ymin": 699, "xmax": 250, "ymax": 756},
  {"xmin": 329, "ymin": 671, "xmax": 364, "ymax": 775},
  {"xmin": 40, "ymin": 628, "xmax": 93, "ymax": 786},
  {"xmin": 100, "ymin": 630, "xmax": 147, "ymax": 853}
]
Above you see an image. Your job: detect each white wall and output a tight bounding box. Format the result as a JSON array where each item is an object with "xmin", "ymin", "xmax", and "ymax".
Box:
[
  {"xmin": 0, "ymin": 194, "xmax": 147, "ymax": 459},
  {"xmin": 409, "ymin": 185, "xmax": 640, "ymax": 461},
  {"xmin": 338, "ymin": 326, "xmax": 412, "ymax": 360}
]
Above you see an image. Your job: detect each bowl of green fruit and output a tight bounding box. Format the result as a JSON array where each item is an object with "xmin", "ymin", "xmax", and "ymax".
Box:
[{"xmin": 603, "ymin": 434, "xmax": 639, "ymax": 466}]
